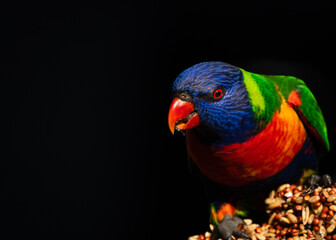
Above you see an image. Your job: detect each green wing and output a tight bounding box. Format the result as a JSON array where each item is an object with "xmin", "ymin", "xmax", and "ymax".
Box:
[{"xmin": 263, "ymin": 74, "xmax": 330, "ymax": 152}]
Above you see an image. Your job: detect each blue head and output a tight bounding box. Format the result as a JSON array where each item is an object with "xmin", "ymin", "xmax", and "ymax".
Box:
[{"xmin": 169, "ymin": 61, "xmax": 257, "ymax": 146}]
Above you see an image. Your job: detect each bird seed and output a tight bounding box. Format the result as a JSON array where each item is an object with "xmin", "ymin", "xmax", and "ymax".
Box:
[{"xmin": 189, "ymin": 179, "xmax": 336, "ymax": 240}]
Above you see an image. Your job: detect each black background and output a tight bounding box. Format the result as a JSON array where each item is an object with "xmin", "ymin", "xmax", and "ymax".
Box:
[{"xmin": 2, "ymin": 1, "xmax": 336, "ymax": 239}]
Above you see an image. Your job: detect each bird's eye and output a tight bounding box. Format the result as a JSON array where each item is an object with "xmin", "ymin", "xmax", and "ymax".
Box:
[{"xmin": 213, "ymin": 88, "xmax": 224, "ymax": 100}]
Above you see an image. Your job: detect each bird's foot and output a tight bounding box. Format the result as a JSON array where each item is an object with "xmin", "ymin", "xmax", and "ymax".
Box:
[
  {"xmin": 307, "ymin": 174, "xmax": 333, "ymax": 187},
  {"xmin": 212, "ymin": 214, "xmax": 249, "ymax": 240},
  {"xmin": 304, "ymin": 174, "xmax": 334, "ymax": 195}
]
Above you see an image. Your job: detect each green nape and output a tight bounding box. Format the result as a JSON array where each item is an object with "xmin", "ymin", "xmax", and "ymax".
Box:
[
  {"xmin": 260, "ymin": 75, "xmax": 305, "ymax": 100},
  {"xmin": 240, "ymin": 69, "xmax": 282, "ymax": 127}
]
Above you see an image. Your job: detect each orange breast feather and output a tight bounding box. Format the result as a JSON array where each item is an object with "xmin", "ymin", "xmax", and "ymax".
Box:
[{"xmin": 186, "ymin": 99, "xmax": 307, "ymax": 186}]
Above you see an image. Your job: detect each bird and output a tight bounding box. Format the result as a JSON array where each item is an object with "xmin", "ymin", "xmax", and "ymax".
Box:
[{"xmin": 168, "ymin": 61, "xmax": 330, "ymax": 239}]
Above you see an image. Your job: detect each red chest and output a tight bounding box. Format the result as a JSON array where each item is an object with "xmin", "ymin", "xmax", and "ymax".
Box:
[{"xmin": 186, "ymin": 101, "xmax": 307, "ymax": 186}]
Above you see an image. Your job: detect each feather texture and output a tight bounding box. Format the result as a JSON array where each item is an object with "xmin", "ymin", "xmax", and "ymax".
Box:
[
  {"xmin": 187, "ymin": 98, "xmax": 309, "ymax": 186},
  {"xmin": 171, "ymin": 61, "xmax": 328, "ymax": 191}
]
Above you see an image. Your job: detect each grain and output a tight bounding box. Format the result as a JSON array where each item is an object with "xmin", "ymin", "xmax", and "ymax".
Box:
[
  {"xmin": 244, "ymin": 219, "xmax": 252, "ymax": 225},
  {"xmin": 265, "ymin": 198, "xmax": 275, "ymax": 205},
  {"xmin": 268, "ymin": 199, "xmax": 283, "ymax": 209},
  {"xmin": 192, "ymin": 180, "xmax": 336, "ymax": 240},
  {"xmin": 309, "ymin": 196, "xmax": 320, "ymax": 203},
  {"xmin": 278, "ymin": 184, "xmax": 291, "ymax": 193},
  {"xmin": 280, "ymin": 217, "xmax": 291, "ymax": 224},
  {"xmin": 327, "ymin": 224, "xmax": 336, "ymax": 233},
  {"xmin": 287, "ymin": 213, "xmax": 298, "ymax": 224},
  {"xmin": 302, "ymin": 205, "xmax": 310, "ymax": 225},
  {"xmin": 328, "ymin": 195, "xmax": 336, "ymax": 202},
  {"xmin": 296, "ymin": 197, "xmax": 304, "ymax": 204}
]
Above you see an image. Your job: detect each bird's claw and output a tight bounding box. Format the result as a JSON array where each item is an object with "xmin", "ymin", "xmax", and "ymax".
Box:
[
  {"xmin": 305, "ymin": 174, "xmax": 334, "ymax": 195},
  {"xmin": 307, "ymin": 174, "xmax": 333, "ymax": 187},
  {"xmin": 322, "ymin": 174, "xmax": 334, "ymax": 187},
  {"xmin": 212, "ymin": 214, "xmax": 250, "ymax": 240}
]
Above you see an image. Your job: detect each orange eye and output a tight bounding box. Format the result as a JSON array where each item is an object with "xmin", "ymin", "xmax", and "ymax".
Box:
[{"xmin": 213, "ymin": 88, "xmax": 223, "ymax": 99}]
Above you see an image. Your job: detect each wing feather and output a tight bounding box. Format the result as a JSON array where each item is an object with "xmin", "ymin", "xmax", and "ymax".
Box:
[{"xmin": 263, "ymin": 75, "xmax": 329, "ymax": 152}]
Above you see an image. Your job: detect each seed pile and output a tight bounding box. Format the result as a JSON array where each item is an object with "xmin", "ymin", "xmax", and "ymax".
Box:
[
  {"xmin": 262, "ymin": 182, "xmax": 336, "ymax": 240},
  {"xmin": 188, "ymin": 182, "xmax": 336, "ymax": 240}
]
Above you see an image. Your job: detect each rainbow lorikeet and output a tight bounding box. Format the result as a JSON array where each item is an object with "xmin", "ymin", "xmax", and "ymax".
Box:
[{"xmin": 168, "ymin": 62, "xmax": 330, "ymax": 239}]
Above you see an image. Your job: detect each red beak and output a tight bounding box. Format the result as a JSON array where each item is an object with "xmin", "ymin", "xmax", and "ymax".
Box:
[{"xmin": 168, "ymin": 97, "xmax": 200, "ymax": 134}]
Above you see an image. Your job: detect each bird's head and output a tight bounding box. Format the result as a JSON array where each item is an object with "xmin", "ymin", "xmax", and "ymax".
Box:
[{"xmin": 168, "ymin": 61, "xmax": 260, "ymax": 146}]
